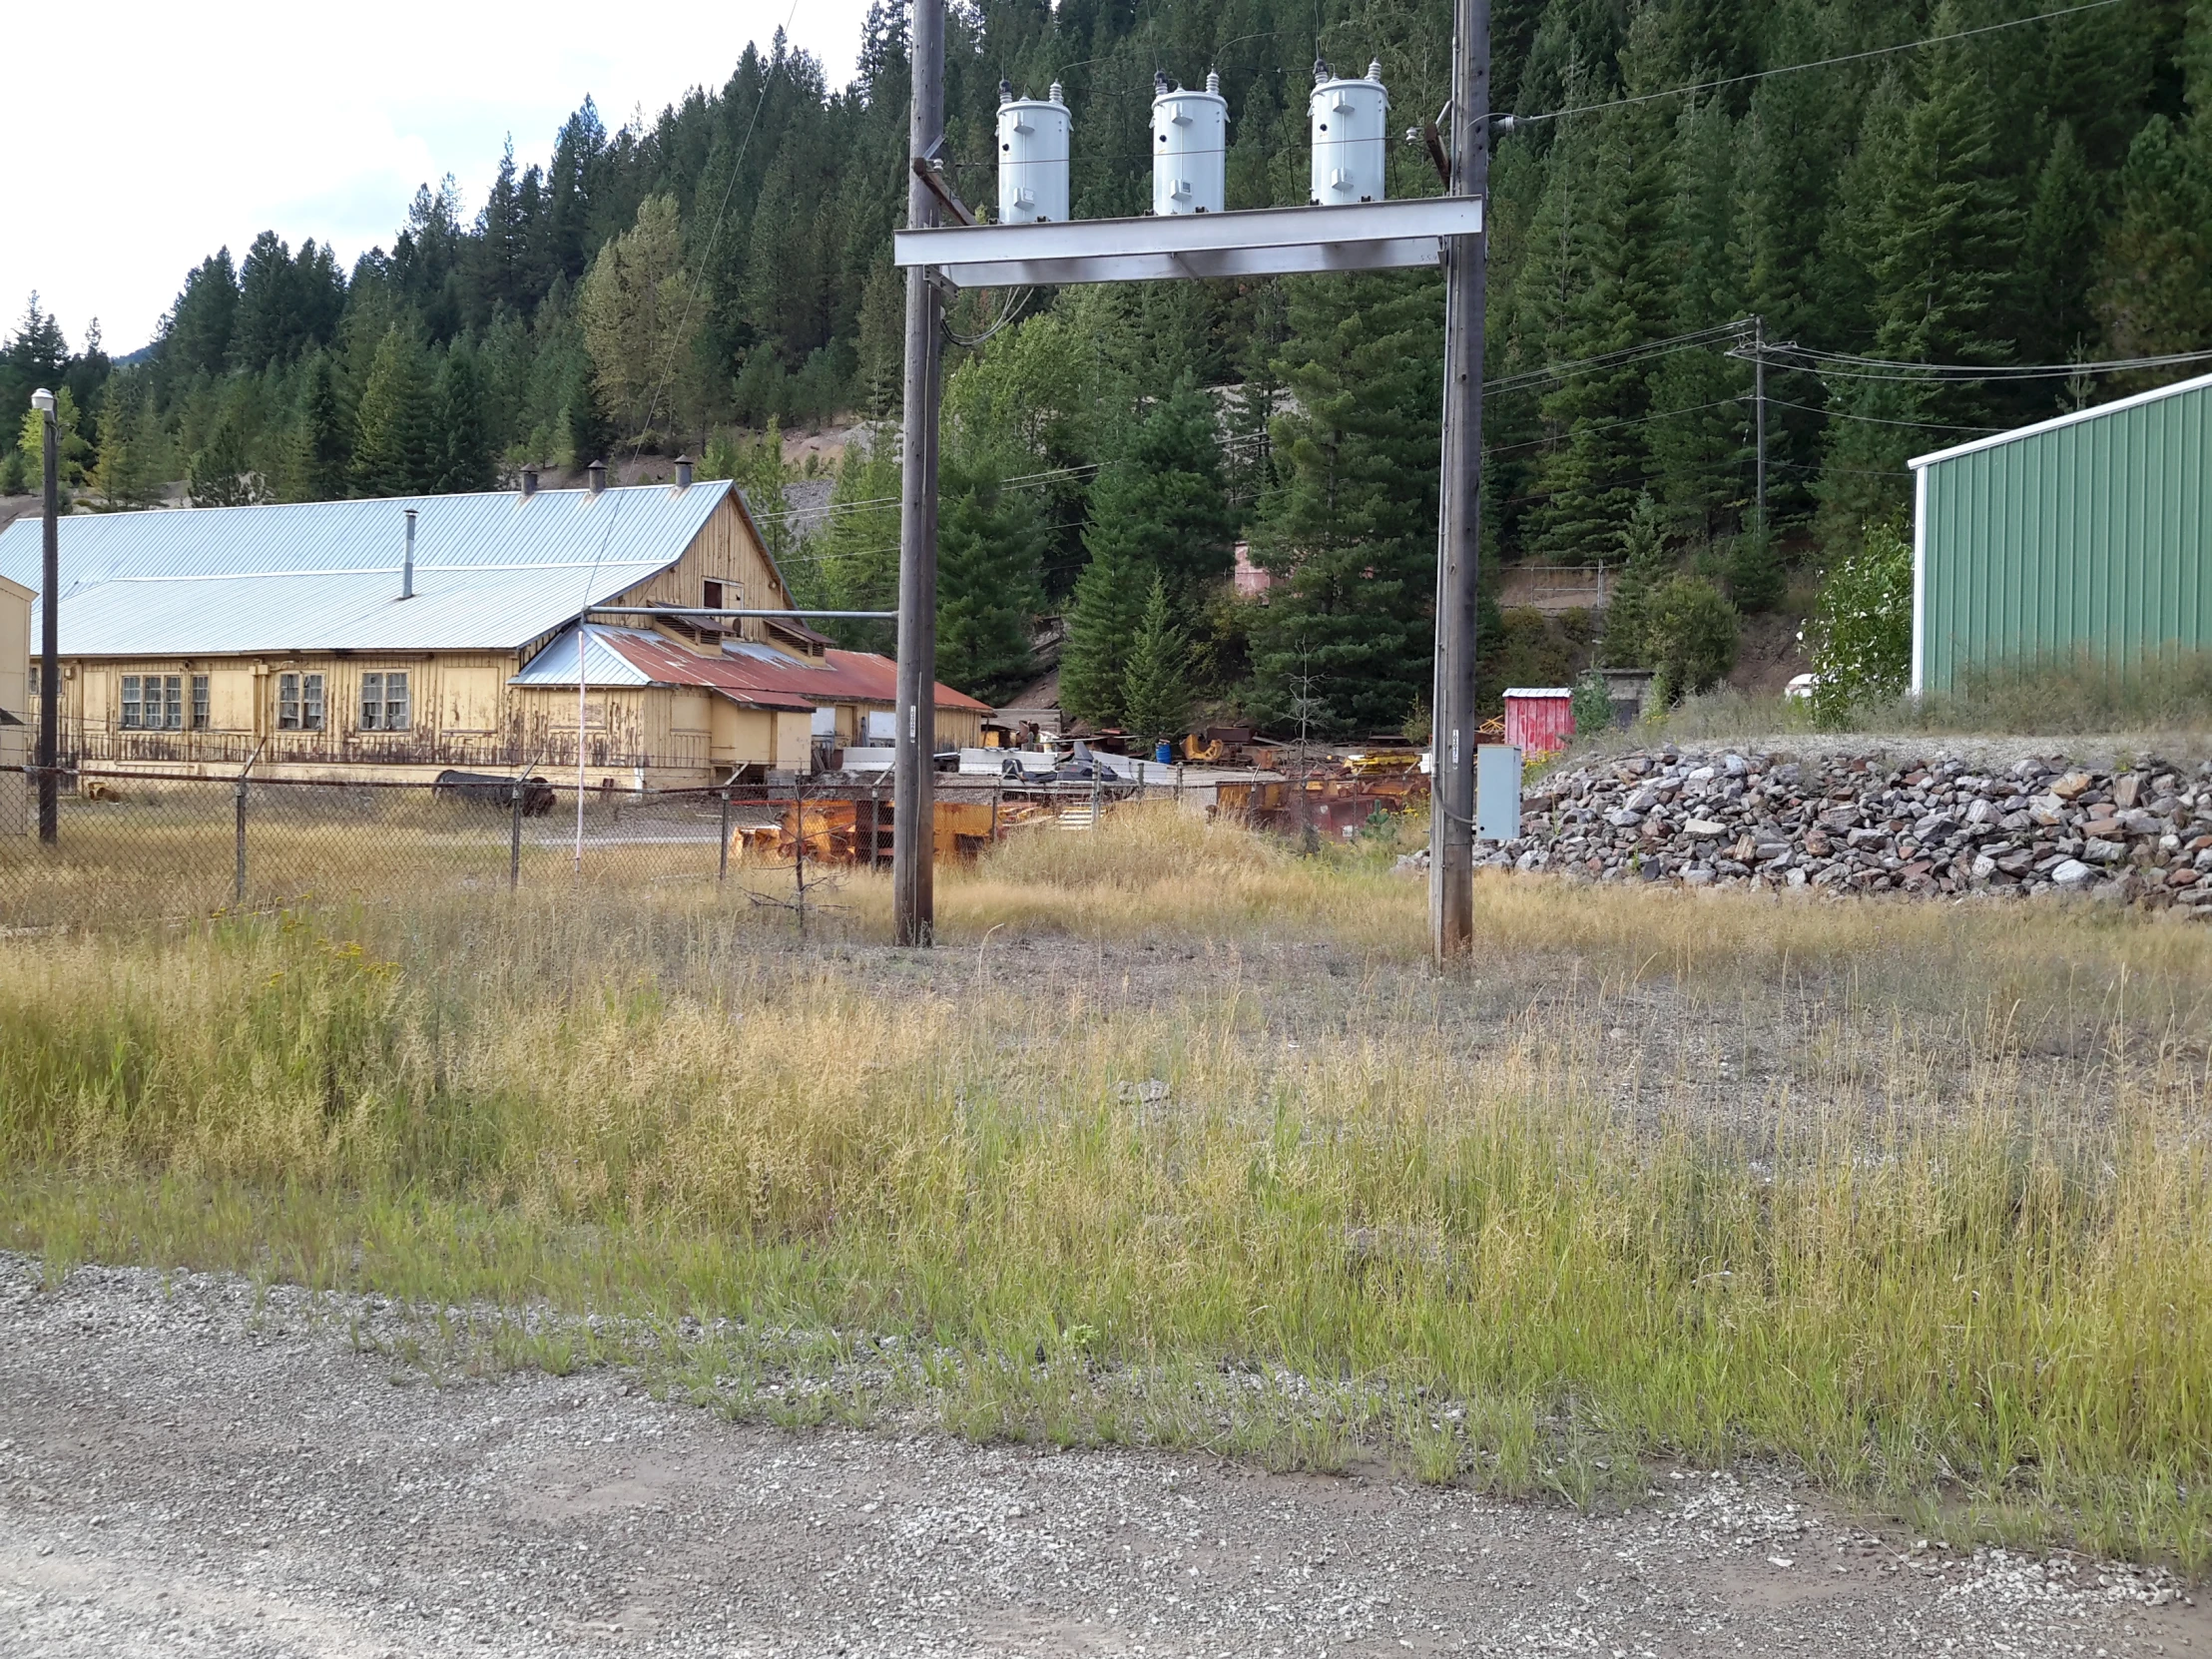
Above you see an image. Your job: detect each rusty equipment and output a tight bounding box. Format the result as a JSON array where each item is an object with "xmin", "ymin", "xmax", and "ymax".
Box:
[{"xmin": 728, "ymin": 797, "xmax": 999, "ymax": 866}]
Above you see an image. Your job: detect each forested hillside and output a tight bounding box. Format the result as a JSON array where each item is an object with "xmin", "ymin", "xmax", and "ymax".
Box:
[{"xmin": 5, "ymin": 0, "xmax": 2209, "ymax": 730}]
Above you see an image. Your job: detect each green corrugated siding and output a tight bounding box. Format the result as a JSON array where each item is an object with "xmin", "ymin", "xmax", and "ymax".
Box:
[{"xmin": 1921, "ymin": 379, "xmax": 2212, "ymax": 691}]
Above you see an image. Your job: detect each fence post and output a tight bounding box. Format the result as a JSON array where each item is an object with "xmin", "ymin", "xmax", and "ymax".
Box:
[
  {"xmin": 509, "ymin": 782, "xmax": 523, "ymax": 890},
  {"xmin": 992, "ymin": 775, "xmax": 1003, "ymax": 843},
  {"xmin": 792, "ymin": 773, "xmax": 808, "ymax": 941},
  {"xmin": 1090, "ymin": 760, "xmax": 1101, "ymax": 832},
  {"xmin": 233, "ymin": 779, "xmax": 248, "ymax": 905},
  {"xmin": 718, "ymin": 788, "xmax": 731, "ymax": 885}
]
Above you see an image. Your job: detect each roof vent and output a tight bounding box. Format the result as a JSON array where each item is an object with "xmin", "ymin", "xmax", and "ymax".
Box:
[
  {"xmin": 674, "ymin": 455, "xmax": 694, "ymax": 489},
  {"xmin": 520, "ymin": 466, "xmax": 538, "ymax": 499},
  {"xmin": 401, "ymin": 508, "xmax": 416, "ymax": 601},
  {"xmin": 587, "ymin": 459, "xmax": 608, "ymax": 495}
]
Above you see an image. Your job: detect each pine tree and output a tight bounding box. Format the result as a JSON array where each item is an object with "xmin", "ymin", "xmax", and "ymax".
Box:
[
  {"xmin": 2094, "ymin": 115, "xmax": 2212, "ymax": 363},
  {"xmin": 433, "ymin": 348, "xmax": 495, "ymax": 492},
  {"xmin": 561, "ymin": 348, "xmax": 615, "ymax": 473},
  {"xmin": 578, "ymin": 195, "xmax": 699, "ymax": 434},
  {"xmin": 1247, "ymin": 271, "xmax": 1443, "ymax": 735},
  {"xmin": 724, "ymin": 419, "xmax": 793, "ymax": 567},
  {"xmin": 1646, "ymin": 94, "xmax": 1748, "ymax": 542},
  {"xmin": 1821, "ymin": 14, "xmax": 2026, "ymax": 544},
  {"xmin": 289, "ymin": 350, "xmax": 352, "ymax": 501},
  {"xmin": 936, "ymin": 453, "xmax": 1040, "ymax": 703},
  {"xmin": 91, "ymin": 370, "xmax": 166, "ymax": 510},
  {"xmin": 1523, "ymin": 61, "xmax": 1673, "ymax": 560},
  {"xmin": 351, "ymin": 327, "xmax": 441, "ymax": 496},
  {"xmin": 1119, "ymin": 577, "xmax": 1192, "ymax": 749},
  {"xmin": 1060, "ymin": 480, "xmax": 1152, "ymax": 727},
  {"xmin": 1599, "ymin": 494, "xmax": 1673, "ymax": 667},
  {"xmin": 2022, "ymin": 125, "xmax": 2102, "ymax": 365},
  {"xmin": 187, "ymin": 413, "xmax": 267, "ymax": 506},
  {"xmin": 159, "ymin": 252, "xmax": 239, "ymax": 383},
  {"xmin": 812, "ymin": 433, "xmax": 902, "ymax": 652}
]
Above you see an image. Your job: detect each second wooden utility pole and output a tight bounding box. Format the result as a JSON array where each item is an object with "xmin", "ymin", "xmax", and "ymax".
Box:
[
  {"xmin": 1430, "ymin": 0, "xmax": 1490, "ymax": 960},
  {"xmin": 892, "ymin": 0, "xmax": 947, "ymax": 946}
]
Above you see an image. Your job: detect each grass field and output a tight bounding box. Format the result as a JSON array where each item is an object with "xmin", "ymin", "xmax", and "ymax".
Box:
[{"xmin": 2, "ymin": 805, "xmax": 2209, "ymax": 1570}]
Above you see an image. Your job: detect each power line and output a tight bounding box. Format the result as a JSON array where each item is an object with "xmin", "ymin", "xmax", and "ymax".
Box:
[
  {"xmin": 1763, "ymin": 395, "xmax": 2002, "ymax": 434},
  {"xmin": 1485, "ymin": 321, "xmax": 1752, "ymax": 395},
  {"xmin": 1515, "ymin": 0, "xmax": 2127, "ymax": 128},
  {"xmin": 1756, "ymin": 341, "xmax": 2212, "ymax": 382},
  {"xmin": 1487, "ymin": 395, "xmax": 1748, "ymax": 457}
]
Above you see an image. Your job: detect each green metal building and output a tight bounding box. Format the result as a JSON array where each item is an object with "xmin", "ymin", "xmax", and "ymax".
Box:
[{"xmin": 1909, "ymin": 370, "xmax": 2212, "ymax": 693}]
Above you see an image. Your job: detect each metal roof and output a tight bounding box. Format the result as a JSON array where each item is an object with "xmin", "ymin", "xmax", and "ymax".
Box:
[
  {"xmin": 0, "ymin": 481, "xmax": 733, "ymax": 655},
  {"xmin": 1909, "ymin": 369, "xmax": 2212, "ymax": 469},
  {"xmin": 513, "ymin": 622, "xmax": 992, "ymax": 714}
]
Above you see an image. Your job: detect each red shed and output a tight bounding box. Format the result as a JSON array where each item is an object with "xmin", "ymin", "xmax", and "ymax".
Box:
[{"xmin": 1502, "ymin": 687, "xmax": 1575, "ymax": 759}]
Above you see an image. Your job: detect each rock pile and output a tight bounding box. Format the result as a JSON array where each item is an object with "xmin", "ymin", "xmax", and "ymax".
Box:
[{"xmin": 1484, "ymin": 748, "xmax": 2212, "ymax": 912}]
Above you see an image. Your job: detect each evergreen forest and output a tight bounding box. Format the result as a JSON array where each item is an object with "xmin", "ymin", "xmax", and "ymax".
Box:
[{"xmin": 5, "ymin": 0, "xmax": 2211, "ymax": 730}]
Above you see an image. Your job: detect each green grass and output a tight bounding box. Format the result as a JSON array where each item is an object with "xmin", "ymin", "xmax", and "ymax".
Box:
[{"xmin": 1, "ymin": 810, "xmax": 2209, "ymax": 1569}]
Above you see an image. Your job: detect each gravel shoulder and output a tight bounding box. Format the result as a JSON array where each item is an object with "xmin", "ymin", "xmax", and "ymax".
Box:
[{"xmin": 2, "ymin": 1253, "xmax": 2204, "ymax": 1658}]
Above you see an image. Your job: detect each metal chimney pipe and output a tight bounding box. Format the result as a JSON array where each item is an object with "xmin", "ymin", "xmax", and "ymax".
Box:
[
  {"xmin": 587, "ymin": 459, "xmax": 608, "ymax": 495},
  {"xmin": 401, "ymin": 509, "xmax": 416, "ymax": 600},
  {"xmin": 674, "ymin": 455, "xmax": 694, "ymax": 489},
  {"xmin": 520, "ymin": 466, "xmax": 538, "ymax": 498}
]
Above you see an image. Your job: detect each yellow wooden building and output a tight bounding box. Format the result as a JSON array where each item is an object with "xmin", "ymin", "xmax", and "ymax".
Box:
[
  {"xmin": 0, "ymin": 474, "xmax": 985, "ymax": 788},
  {"xmin": 0, "ymin": 573, "xmax": 29, "ymax": 832}
]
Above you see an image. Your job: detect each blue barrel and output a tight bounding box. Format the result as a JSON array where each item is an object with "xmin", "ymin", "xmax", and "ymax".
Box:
[{"xmin": 1155, "ymin": 741, "xmax": 1174, "ymax": 765}]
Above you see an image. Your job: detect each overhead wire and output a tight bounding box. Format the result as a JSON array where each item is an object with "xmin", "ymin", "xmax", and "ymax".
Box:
[
  {"xmin": 1513, "ymin": 0, "xmax": 2128, "ymax": 128},
  {"xmin": 1759, "ymin": 342, "xmax": 2212, "ymax": 382}
]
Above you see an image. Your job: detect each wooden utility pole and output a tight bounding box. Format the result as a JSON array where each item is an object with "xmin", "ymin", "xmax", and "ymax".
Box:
[
  {"xmin": 892, "ymin": 0, "xmax": 947, "ymax": 945},
  {"xmin": 1752, "ymin": 313, "xmax": 1768, "ymax": 540},
  {"xmin": 35, "ymin": 390, "xmax": 60, "ymax": 844},
  {"xmin": 1429, "ymin": 0, "xmax": 1489, "ymax": 959}
]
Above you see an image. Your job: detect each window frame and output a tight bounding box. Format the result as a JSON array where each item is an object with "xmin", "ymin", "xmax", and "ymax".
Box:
[
  {"xmin": 359, "ymin": 670, "xmax": 410, "ymax": 733},
  {"xmin": 160, "ymin": 674, "xmax": 184, "ymax": 732},
  {"xmin": 277, "ymin": 671, "xmax": 325, "ymax": 733},
  {"xmin": 121, "ymin": 675, "xmax": 143, "ymax": 730},
  {"xmin": 191, "ymin": 674, "xmax": 210, "ymax": 731}
]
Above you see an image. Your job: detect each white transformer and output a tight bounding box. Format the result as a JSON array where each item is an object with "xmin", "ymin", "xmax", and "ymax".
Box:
[
  {"xmin": 996, "ymin": 79, "xmax": 1071, "ymax": 225},
  {"xmin": 1309, "ymin": 59, "xmax": 1389, "ymax": 206},
  {"xmin": 1152, "ymin": 69, "xmax": 1228, "ymax": 216}
]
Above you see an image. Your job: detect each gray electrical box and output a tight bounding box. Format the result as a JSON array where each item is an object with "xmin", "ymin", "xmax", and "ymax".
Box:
[{"xmin": 1476, "ymin": 744, "xmax": 1522, "ymax": 842}]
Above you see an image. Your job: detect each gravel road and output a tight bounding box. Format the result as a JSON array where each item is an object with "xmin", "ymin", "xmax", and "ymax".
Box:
[{"xmin": 1, "ymin": 1253, "xmax": 2202, "ymax": 1658}]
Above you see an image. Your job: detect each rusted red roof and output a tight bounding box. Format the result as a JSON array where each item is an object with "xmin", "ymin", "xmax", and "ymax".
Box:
[{"xmin": 531, "ymin": 624, "xmax": 990, "ymax": 714}]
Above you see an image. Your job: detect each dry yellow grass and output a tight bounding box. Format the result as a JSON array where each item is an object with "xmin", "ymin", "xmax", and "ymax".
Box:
[{"xmin": 2, "ymin": 804, "xmax": 2210, "ymax": 1566}]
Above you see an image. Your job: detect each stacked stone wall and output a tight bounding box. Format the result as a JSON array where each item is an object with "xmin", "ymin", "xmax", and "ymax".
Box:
[{"xmin": 1475, "ymin": 749, "xmax": 2212, "ymax": 912}]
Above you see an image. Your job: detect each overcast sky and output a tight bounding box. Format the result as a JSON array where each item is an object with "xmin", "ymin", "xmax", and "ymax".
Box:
[{"xmin": 8, "ymin": 0, "xmax": 877, "ymax": 359}]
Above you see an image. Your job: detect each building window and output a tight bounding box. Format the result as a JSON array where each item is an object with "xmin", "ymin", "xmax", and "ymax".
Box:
[
  {"xmin": 191, "ymin": 674, "xmax": 210, "ymax": 730},
  {"xmin": 27, "ymin": 662, "xmax": 39, "ymax": 699},
  {"xmin": 703, "ymin": 580, "xmax": 723, "ymax": 611},
  {"xmin": 359, "ymin": 671, "xmax": 410, "ymax": 732},
  {"xmin": 278, "ymin": 672, "xmax": 325, "ymax": 732},
  {"xmin": 121, "ymin": 674, "xmax": 185, "ymax": 730}
]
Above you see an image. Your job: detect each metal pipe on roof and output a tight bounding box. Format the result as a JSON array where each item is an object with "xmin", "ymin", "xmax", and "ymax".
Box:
[
  {"xmin": 587, "ymin": 460, "xmax": 608, "ymax": 495},
  {"xmin": 401, "ymin": 509, "xmax": 416, "ymax": 600},
  {"xmin": 674, "ymin": 456, "xmax": 694, "ymax": 488},
  {"xmin": 520, "ymin": 467, "xmax": 538, "ymax": 498}
]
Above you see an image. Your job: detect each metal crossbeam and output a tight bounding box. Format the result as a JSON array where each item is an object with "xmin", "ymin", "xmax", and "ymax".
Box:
[{"xmin": 893, "ymin": 197, "xmax": 1483, "ymax": 288}]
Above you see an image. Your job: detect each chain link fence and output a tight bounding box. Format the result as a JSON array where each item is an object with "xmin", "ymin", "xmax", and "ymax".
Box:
[{"xmin": 0, "ymin": 766, "xmax": 1058, "ymax": 933}]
